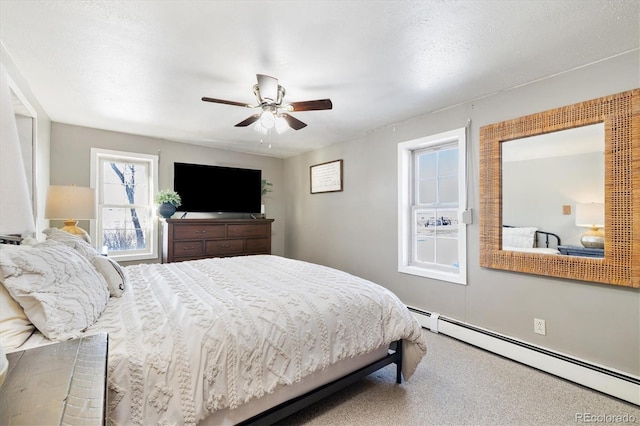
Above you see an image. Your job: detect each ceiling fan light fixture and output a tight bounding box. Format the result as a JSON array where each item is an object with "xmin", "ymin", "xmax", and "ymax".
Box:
[
  {"xmin": 259, "ymin": 109, "xmax": 275, "ymax": 129},
  {"xmin": 275, "ymin": 115, "xmax": 288, "ymax": 134}
]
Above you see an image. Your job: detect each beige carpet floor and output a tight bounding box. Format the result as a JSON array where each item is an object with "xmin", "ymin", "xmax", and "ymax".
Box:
[{"xmin": 276, "ymin": 330, "xmax": 640, "ymax": 425}]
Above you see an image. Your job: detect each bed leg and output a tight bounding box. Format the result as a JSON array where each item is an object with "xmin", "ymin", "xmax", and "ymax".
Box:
[{"xmin": 395, "ymin": 339, "xmax": 403, "ymax": 384}]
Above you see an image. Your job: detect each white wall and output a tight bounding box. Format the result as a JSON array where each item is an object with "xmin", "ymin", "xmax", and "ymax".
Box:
[{"xmin": 284, "ymin": 51, "xmax": 640, "ymax": 375}]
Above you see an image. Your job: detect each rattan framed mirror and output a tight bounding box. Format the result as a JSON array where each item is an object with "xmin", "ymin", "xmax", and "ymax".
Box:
[{"xmin": 480, "ymin": 89, "xmax": 639, "ymax": 288}]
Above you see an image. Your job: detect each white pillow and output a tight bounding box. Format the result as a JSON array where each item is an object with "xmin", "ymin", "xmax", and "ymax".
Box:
[
  {"xmin": 42, "ymin": 227, "xmax": 99, "ymax": 260},
  {"xmin": 0, "ymin": 282, "xmax": 35, "ymax": 351},
  {"xmin": 43, "ymin": 228, "xmax": 127, "ymax": 297},
  {"xmin": 92, "ymin": 256, "xmax": 126, "ymax": 297},
  {"xmin": 0, "ymin": 241, "xmax": 110, "ymax": 341},
  {"xmin": 502, "ymin": 227, "xmax": 538, "ymax": 249}
]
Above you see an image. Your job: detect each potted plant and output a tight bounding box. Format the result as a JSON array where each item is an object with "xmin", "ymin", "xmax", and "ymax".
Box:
[
  {"xmin": 261, "ymin": 179, "xmax": 273, "ymax": 199},
  {"xmin": 261, "ymin": 179, "xmax": 273, "ymax": 215},
  {"xmin": 155, "ymin": 189, "xmax": 181, "ymax": 219}
]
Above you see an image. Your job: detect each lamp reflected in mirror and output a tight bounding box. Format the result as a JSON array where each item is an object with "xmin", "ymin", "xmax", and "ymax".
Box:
[{"xmin": 575, "ymin": 202, "xmax": 604, "ymax": 249}]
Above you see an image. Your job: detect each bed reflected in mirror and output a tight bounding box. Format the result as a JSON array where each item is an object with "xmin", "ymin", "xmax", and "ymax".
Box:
[{"xmin": 501, "ymin": 123, "xmax": 605, "ymax": 255}]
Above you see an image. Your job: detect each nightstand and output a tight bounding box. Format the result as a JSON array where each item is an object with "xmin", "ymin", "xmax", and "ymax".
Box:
[
  {"xmin": 558, "ymin": 245, "xmax": 604, "ymax": 258},
  {"xmin": 0, "ymin": 333, "xmax": 108, "ymax": 425}
]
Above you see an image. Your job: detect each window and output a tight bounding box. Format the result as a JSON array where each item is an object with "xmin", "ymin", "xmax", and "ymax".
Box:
[
  {"xmin": 90, "ymin": 148, "xmax": 159, "ymax": 261},
  {"xmin": 398, "ymin": 127, "xmax": 467, "ymax": 284}
]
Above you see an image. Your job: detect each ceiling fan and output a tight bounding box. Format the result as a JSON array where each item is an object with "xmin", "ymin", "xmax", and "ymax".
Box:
[{"xmin": 202, "ymin": 74, "xmax": 332, "ymax": 132}]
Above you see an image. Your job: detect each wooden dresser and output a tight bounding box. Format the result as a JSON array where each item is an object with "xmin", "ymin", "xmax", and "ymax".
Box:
[{"xmin": 162, "ymin": 218, "xmax": 274, "ymax": 263}]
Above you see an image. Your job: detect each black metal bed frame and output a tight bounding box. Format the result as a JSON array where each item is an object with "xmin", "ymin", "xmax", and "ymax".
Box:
[
  {"xmin": 0, "ymin": 234, "xmax": 22, "ymax": 245},
  {"xmin": 534, "ymin": 229, "xmax": 561, "ymax": 248},
  {"xmin": 239, "ymin": 340, "xmax": 403, "ymax": 425}
]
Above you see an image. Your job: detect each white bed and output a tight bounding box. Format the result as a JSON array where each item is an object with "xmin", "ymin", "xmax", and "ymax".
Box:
[{"xmin": 0, "ymin": 230, "xmax": 427, "ymax": 425}]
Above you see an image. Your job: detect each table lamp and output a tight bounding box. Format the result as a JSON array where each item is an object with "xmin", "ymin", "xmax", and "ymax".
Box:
[
  {"xmin": 575, "ymin": 202, "xmax": 604, "ymax": 249},
  {"xmin": 45, "ymin": 185, "xmax": 96, "ymax": 243}
]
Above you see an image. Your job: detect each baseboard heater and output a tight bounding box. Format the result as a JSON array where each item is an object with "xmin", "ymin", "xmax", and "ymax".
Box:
[{"xmin": 408, "ymin": 307, "xmax": 640, "ymax": 406}]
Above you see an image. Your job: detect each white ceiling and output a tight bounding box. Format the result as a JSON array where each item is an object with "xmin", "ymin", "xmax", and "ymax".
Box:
[{"xmin": 1, "ymin": 1, "xmax": 638, "ymax": 158}]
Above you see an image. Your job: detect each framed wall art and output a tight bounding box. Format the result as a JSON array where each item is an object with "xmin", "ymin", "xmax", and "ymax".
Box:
[{"xmin": 310, "ymin": 159, "xmax": 343, "ymax": 194}]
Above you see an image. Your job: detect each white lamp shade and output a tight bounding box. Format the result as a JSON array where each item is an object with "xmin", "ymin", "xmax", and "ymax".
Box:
[
  {"xmin": 45, "ymin": 186, "xmax": 96, "ymax": 220},
  {"xmin": 575, "ymin": 202, "xmax": 604, "ymax": 228}
]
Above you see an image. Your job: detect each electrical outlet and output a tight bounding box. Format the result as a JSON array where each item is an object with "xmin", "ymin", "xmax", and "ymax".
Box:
[{"xmin": 534, "ymin": 318, "xmax": 546, "ymax": 335}]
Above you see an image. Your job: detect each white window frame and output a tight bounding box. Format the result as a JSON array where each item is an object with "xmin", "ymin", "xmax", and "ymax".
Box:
[
  {"xmin": 398, "ymin": 127, "xmax": 467, "ymax": 285},
  {"xmin": 90, "ymin": 148, "xmax": 159, "ymax": 262}
]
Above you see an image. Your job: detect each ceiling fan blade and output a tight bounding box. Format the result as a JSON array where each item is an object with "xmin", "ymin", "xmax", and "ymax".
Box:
[
  {"xmin": 281, "ymin": 113, "xmax": 307, "ymax": 130},
  {"xmin": 256, "ymin": 74, "xmax": 279, "ymax": 102},
  {"xmin": 288, "ymin": 99, "xmax": 333, "ymax": 111},
  {"xmin": 234, "ymin": 114, "xmax": 261, "ymax": 127},
  {"xmin": 202, "ymin": 97, "xmax": 254, "ymax": 108}
]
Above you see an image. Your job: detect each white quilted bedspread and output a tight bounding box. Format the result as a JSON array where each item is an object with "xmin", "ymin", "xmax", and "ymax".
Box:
[{"xmin": 86, "ymin": 255, "xmax": 426, "ymax": 425}]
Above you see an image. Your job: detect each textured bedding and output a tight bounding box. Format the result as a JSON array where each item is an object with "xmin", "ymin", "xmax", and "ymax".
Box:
[{"xmin": 82, "ymin": 255, "xmax": 426, "ymax": 425}]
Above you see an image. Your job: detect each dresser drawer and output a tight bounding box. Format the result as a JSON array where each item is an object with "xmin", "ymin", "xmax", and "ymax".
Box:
[
  {"xmin": 227, "ymin": 224, "xmax": 269, "ymax": 238},
  {"xmin": 246, "ymin": 238, "xmax": 269, "ymax": 252},
  {"xmin": 173, "ymin": 241, "xmax": 204, "ymax": 257},
  {"xmin": 173, "ymin": 224, "xmax": 225, "ymax": 240},
  {"xmin": 206, "ymin": 239, "xmax": 244, "ymax": 255}
]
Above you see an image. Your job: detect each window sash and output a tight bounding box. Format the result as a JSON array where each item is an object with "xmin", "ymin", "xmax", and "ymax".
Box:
[
  {"xmin": 411, "ymin": 207, "xmax": 460, "ymax": 273},
  {"xmin": 91, "ymin": 148, "xmax": 158, "ymax": 261}
]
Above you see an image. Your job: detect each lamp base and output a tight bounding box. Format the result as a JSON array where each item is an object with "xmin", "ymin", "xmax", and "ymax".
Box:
[
  {"xmin": 581, "ymin": 226, "xmax": 604, "ymax": 249},
  {"xmin": 61, "ymin": 220, "xmax": 91, "ymax": 243}
]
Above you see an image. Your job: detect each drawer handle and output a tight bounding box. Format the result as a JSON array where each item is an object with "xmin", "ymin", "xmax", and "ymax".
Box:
[
  {"xmin": 182, "ymin": 246, "xmax": 196, "ymax": 250},
  {"xmin": 195, "ymin": 230, "xmax": 207, "ymax": 234}
]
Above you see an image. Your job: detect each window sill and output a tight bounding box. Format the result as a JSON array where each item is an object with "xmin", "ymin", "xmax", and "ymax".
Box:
[{"xmin": 398, "ymin": 264, "xmax": 466, "ymax": 285}]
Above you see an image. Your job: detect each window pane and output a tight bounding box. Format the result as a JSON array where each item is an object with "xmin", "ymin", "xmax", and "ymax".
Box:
[
  {"xmin": 101, "ymin": 207, "xmax": 148, "ymax": 251},
  {"xmin": 438, "ymin": 176, "xmax": 458, "ymax": 204},
  {"xmin": 436, "ymin": 238, "xmax": 458, "ymax": 268},
  {"xmin": 102, "ymin": 207, "xmax": 128, "ymax": 227},
  {"xmin": 102, "ymin": 161, "xmax": 150, "ymax": 205},
  {"xmin": 418, "ymin": 178, "xmax": 437, "ymax": 204},
  {"xmin": 417, "ymin": 152, "xmax": 436, "ymax": 178},
  {"xmin": 415, "ymin": 209, "xmax": 435, "ymax": 263},
  {"xmin": 103, "ymin": 181, "xmax": 129, "ymax": 205},
  {"xmin": 416, "ymin": 236, "xmax": 435, "ymax": 263},
  {"xmin": 103, "ymin": 162, "xmax": 126, "ymax": 184},
  {"xmin": 438, "ymin": 148, "xmax": 458, "ymax": 176}
]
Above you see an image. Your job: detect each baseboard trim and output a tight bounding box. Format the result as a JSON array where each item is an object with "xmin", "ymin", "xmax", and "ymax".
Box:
[{"xmin": 408, "ymin": 307, "xmax": 640, "ymax": 406}]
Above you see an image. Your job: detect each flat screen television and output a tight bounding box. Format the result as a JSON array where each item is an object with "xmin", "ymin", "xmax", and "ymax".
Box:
[{"xmin": 173, "ymin": 162, "xmax": 262, "ymax": 214}]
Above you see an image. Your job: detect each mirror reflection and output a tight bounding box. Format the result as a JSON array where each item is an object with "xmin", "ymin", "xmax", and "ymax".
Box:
[{"xmin": 501, "ymin": 123, "xmax": 605, "ymax": 257}]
